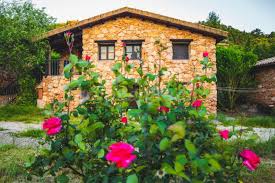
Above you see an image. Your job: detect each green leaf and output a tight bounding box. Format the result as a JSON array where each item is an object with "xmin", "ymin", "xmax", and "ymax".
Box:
[
  {"xmin": 156, "ymin": 121, "xmax": 167, "ymax": 135},
  {"xmin": 112, "ymin": 63, "xmax": 122, "ymax": 71},
  {"xmin": 63, "ymin": 63, "xmax": 73, "ymax": 73},
  {"xmin": 69, "ymin": 54, "xmax": 78, "ymax": 64},
  {"xmin": 159, "ymin": 137, "xmax": 170, "ymax": 151},
  {"xmin": 209, "ymin": 159, "xmax": 221, "ymax": 171},
  {"xmin": 168, "ymin": 121, "xmax": 186, "ymax": 142},
  {"xmin": 89, "ymin": 122, "xmax": 105, "ymax": 132},
  {"xmin": 78, "ymin": 142, "xmax": 86, "ymax": 151},
  {"xmin": 126, "ymin": 174, "xmax": 138, "ymax": 183},
  {"xmin": 146, "ymin": 73, "xmax": 156, "ymax": 81},
  {"xmin": 74, "ymin": 134, "xmax": 83, "ymax": 144},
  {"xmin": 149, "ymin": 124, "xmax": 158, "ymax": 135},
  {"xmin": 128, "ymin": 109, "xmax": 142, "ymax": 118},
  {"xmin": 185, "ymin": 139, "xmax": 197, "ymax": 154},
  {"xmin": 97, "ymin": 149, "xmax": 105, "ymax": 158},
  {"xmin": 174, "ymin": 161, "xmax": 184, "ymax": 172},
  {"xmin": 56, "ymin": 174, "xmax": 69, "ymax": 183},
  {"xmin": 67, "ymin": 80, "xmax": 80, "ymax": 90},
  {"xmin": 177, "ymin": 172, "xmax": 190, "ymax": 182},
  {"xmin": 162, "ymin": 163, "xmax": 176, "ymax": 174},
  {"xmin": 176, "ymin": 154, "xmax": 188, "ymax": 166},
  {"xmin": 77, "ymin": 60, "xmax": 89, "ymax": 68}
]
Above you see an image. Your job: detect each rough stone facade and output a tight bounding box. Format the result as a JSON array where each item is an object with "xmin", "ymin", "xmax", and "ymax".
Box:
[
  {"xmin": 250, "ymin": 66, "xmax": 275, "ymax": 108},
  {"xmin": 38, "ymin": 17, "xmax": 218, "ymax": 113}
]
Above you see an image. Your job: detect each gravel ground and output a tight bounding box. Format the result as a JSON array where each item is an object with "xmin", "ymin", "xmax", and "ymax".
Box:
[
  {"xmin": 0, "ymin": 121, "xmax": 274, "ymax": 148},
  {"xmin": 0, "ymin": 121, "xmax": 41, "ymax": 148},
  {"xmin": 217, "ymin": 125, "xmax": 275, "ymax": 141}
]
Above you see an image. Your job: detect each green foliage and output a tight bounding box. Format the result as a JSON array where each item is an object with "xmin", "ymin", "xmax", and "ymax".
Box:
[
  {"xmin": 0, "ymin": 0, "xmax": 55, "ymax": 104},
  {"xmin": 27, "ymin": 38, "xmax": 256, "ymax": 183},
  {"xmin": 201, "ymin": 12, "xmax": 275, "ymax": 60},
  {"xmin": 216, "ymin": 46, "xmax": 258, "ymax": 110},
  {"xmin": 0, "ymin": 105, "xmax": 46, "ymax": 123}
]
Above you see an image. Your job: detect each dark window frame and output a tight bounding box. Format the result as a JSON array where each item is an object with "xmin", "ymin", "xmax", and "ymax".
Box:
[
  {"xmin": 123, "ymin": 40, "xmax": 144, "ymax": 60},
  {"xmin": 171, "ymin": 39, "xmax": 192, "ymax": 60},
  {"xmin": 96, "ymin": 40, "xmax": 116, "ymax": 60}
]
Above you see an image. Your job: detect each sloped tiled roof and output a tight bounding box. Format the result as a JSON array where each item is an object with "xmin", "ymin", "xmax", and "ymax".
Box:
[
  {"xmin": 34, "ymin": 7, "xmax": 227, "ymax": 42},
  {"xmin": 255, "ymin": 57, "xmax": 275, "ymax": 67}
]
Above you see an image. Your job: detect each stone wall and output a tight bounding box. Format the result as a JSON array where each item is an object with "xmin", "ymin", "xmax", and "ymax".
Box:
[
  {"xmin": 39, "ymin": 17, "xmax": 218, "ymax": 113},
  {"xmin": 249, "ymin": 66, "xmax": 275, "ymax": 108},
  {"xmin": 37, "ymin": 75, "xmax": 81, "ymax": 108}
]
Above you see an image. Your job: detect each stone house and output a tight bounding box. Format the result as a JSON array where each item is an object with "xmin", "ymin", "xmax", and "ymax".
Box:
[
  {"xmin": 249, "ymin": 57, "xmax": 275, "ymax": 109},
  {"xmin": 36, "ymin": 7, "xmax": 227, "ymax": 113}
]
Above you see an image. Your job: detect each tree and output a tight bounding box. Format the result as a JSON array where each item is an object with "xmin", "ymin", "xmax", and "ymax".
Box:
[
  {"xmin": 216, "ymin": 46, "xmax": 258, "ymax": 110},
  {"xmin": 0, "ymin": 0, "xmax": 55, "ymax": 104},
  {"xmin": 201, "ymin": 11, "xmax": 275, "ymax": 61},
  {"xmin": 204, "ymin": 11, "xmax": 221, "ymax": 28}
]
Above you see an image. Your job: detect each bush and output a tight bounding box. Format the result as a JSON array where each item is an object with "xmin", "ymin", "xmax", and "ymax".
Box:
[
  {"xmin": 27, "ymin": 35, "xmax": 261, "ymax": 182},
  {"xmin": 216, "ymin": 46, "xmax": 258, "ymax": 110}
]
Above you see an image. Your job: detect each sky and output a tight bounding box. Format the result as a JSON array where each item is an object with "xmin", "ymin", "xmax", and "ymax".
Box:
[{"xmin": 31, "ymin": 0, "xmax": 275, "ymax": 34}]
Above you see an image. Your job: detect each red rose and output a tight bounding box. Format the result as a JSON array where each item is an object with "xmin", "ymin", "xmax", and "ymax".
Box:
[
  {"xmin": 196, "ymin": 83, "xmax": 200, "ymax": 88},
  {"xmin": 85, "ymin": 55, "xmax": 91, "ymax": 61},
  {"xmin": 122, "ymin": 42, "xmax": 126, "ymax": 47},
  {"xmin": 240, "ymin": 149, "xmax": 261, "ymax": 171},
  {"xmin": 158, "ymin": 106, "xmax": 170, "ymax": 113},
  {"xmin": 219, "ymin": 129, "xmax": 229, "ymax": 140},
  {"xmin": 203, "ymin": 51, "xmax": 209, "ymax": 57},
  {"xmin": 192, "ymin": 100, "xmax": 202, "ymax": 108},
  {"xmin": 121, "ymin": 116, "xmax": 128, "ymax": 124},
  {"xmin": 125, "ymin": 56, "xmax": 129, "ymax": 62}
]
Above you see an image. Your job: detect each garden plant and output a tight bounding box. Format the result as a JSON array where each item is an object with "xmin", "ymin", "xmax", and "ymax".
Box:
[{"xmin": 27, "ymin": 33, "xmax": 261, "ymax": 183}]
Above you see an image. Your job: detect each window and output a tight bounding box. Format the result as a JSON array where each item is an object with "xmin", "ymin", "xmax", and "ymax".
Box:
[
  {"xmin": 171, "ymin": 39, "xmax": 192, "ymax": 60},
  {"xmin": 125, "ymin": 44, "xmax": 141, "ymax": 60},
  {"xmin": 123, "ymin": 40, "xmax": 144, "ymax": 60},
  {"xmin": 47, "ymin": 59, "xmax": 60, "ymax": 76},
  {"xmin": 96, "ymin": 41, "xmax": 116, "ymax": 60}
]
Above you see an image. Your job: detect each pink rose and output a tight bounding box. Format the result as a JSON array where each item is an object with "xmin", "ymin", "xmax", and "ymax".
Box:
[
  {"xmin": 42, "ymin": 117, "xmax": 62, "ymax": 135},
  {"xmin": 121, "ymin": 116, "xmax": 128, "ymax": 124},
  {"xmin": 219, "ymin": 130, "xmax": 229, "ymax": 140},
  {"xmin": 240, "ymin": 149, "xmax": 260, "ymax": 171},
  {"xmin": 121, "ymin": 42, "xmax": 126, "ymax": 47},
  {"xmin": 106, "ymin": 142, "xmax": 136, "ymax": 168},
  {"xmin": 158, "ymin": 106, "xmax": 170, "ymax": 113},
  {"xmin": 192, "ymin": 100, "xmax": 202, "ymax": 108},
  {"xmin": 203, "ymin": 51, "xmax": 209, "ymax": 57}
]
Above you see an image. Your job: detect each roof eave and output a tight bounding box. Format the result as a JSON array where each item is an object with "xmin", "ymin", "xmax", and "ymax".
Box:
[{"xmin": 33, "ymin": 7, "xmax": 228, "ymax": 42}]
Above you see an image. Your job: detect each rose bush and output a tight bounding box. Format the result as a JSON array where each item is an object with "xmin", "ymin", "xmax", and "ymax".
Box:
[{"xmin": 26, "ymin": 34, "xmax": 260, "ymax": 182}]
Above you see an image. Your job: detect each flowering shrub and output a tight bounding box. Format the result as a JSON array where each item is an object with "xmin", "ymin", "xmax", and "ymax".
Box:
[{"xmin": 27, "ymin": 34, "xmax": 260, "ymax": 182}]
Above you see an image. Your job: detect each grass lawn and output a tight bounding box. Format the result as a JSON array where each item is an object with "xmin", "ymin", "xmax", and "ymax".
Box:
[
  {"xmin": 11, "ymin": 129, "xmax": 44, "ymax": 139},
  {"xmin": 0, "ymin": 105, "xmax": 46, "ymax": 123},
  {"xmin": 0, "ymin": 144, "xmax": 35, "ymax": 182},
  {"xmin": 217, "ymin": 113, "xmax": 275, "ymax": 128}
]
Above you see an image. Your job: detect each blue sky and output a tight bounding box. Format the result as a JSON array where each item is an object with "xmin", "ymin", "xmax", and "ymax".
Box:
[{"xmin": 32, "ymin": 0, "xmax": 275, "ymax": 33}]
